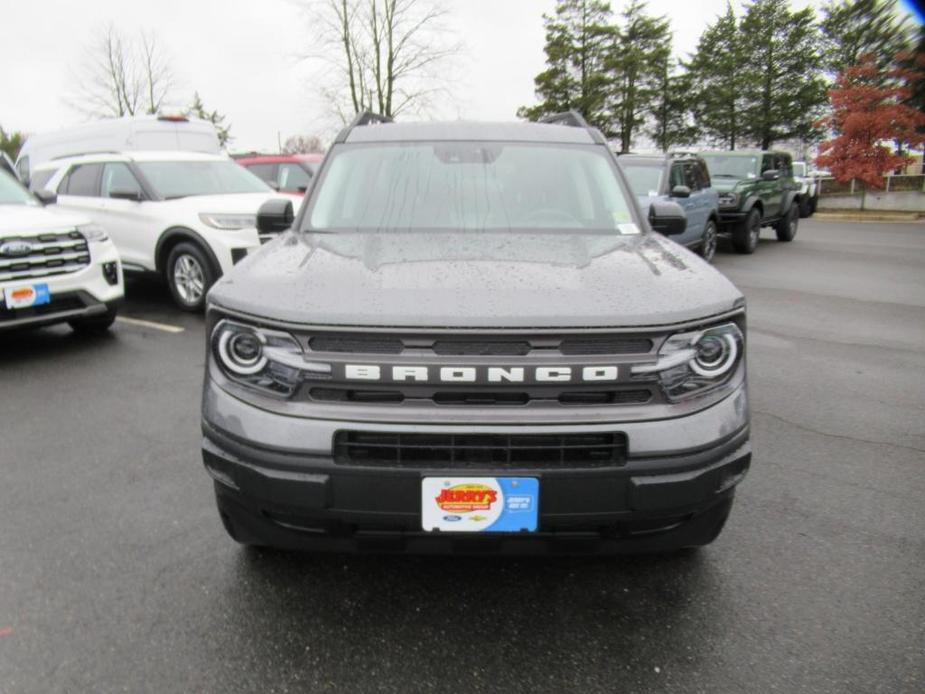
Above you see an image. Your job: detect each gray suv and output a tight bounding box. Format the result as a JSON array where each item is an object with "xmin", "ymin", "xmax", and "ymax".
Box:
[{"xmin": 201, "ymin": 112, "xmax": 751, "ymax": 554}]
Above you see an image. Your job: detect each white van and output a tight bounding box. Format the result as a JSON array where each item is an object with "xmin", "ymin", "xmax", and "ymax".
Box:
[{"xmin": 16, "ymin": 114, "xmax": 222, "ymax": 187}]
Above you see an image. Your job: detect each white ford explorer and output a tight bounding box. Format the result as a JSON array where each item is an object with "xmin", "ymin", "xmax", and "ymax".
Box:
[
  {"xmin": 32, "ymin": 151, "xmax": 300, "ymax": 311},
  {"xmin": 0, "ymin": 169, "xmax": 124, "ymax": 333}
]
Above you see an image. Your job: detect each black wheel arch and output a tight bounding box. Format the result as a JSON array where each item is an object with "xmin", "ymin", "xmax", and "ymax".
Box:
[
  {"xmin": 783, "ymin": 192, "xmax": 801, "ymax": 212},
  {"xmin": 155, "ymin": 227, "xmax": 222, "ymax": 278}
]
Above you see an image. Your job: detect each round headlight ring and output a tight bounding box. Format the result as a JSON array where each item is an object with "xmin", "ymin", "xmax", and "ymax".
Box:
[
  {"xmin": 217, "ymin": 326, "xmax": 268, "ymax": 375},
  {"xmin": 690, "ymin": 332, "xmax": 738, "ymax": 377}
]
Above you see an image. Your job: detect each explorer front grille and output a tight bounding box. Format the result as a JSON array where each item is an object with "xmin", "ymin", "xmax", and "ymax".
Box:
[
  {"xmin": 334, "ymin": 431, "xmax": 628, "ymax": 469},
  {"xmin": 0, "ymin": 231, "xmax": 90, "ymax": 282}
]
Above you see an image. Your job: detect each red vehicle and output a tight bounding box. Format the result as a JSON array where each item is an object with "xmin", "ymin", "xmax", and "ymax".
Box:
[{"xmin": 236, "ymin": 154, "xmax": 324, "ymax": 195}]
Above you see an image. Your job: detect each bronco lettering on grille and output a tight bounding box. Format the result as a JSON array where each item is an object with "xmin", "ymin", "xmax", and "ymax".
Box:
[{"xmin": 343, "ymin": 364, "xmax": 620, "ymax": 383}]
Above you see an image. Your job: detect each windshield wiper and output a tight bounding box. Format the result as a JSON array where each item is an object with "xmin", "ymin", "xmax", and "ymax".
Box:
[{"xmin": 164, "ymin": 194, "xmax": 189, "ymax": 200}]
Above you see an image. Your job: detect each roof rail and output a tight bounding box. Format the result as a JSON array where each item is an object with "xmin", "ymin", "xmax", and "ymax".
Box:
[
  {"xmin": 539, "ymin": 110, "xmax": 590, "ymax": 129},
  {"xmin": 668, "ymin": 150, "xmax": 698, "ymax": 159},
  {"xmin": 49, "ymin": 150, "xmax": 121, "ymax": 161},
  {"xmin": 335, "ymin": 110, "xmax": 394, "ymax": 143}
]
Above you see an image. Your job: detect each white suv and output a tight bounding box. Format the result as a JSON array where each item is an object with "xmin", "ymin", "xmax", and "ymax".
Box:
[
  {"xmin": 1, "ymin": 169, "xmax": 123, "ymax": 333},
  {"xmin": 33, "ymin": 152, "xmax": 300, "ymax": 311}
]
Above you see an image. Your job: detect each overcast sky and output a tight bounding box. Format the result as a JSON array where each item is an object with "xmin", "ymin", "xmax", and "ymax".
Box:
[{"xmin": 0, "ymin": 0, "xmax": 918, "ymax": 152}]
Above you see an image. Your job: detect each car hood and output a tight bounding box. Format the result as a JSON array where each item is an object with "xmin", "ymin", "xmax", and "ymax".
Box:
[
  {"xmin": 709, "ymin": 177, "xmax": 755, "ymax": 193},
  {"xmin": 159, "ymin": 192, "xmax": 302, "ymax": 214},
  {"xmin": 210, "ymin": 230, "xmax": 743, "ymax": 328},
  {"xmin": 0, "ymin": 203, "xmax": 90, "ymax": 234}
]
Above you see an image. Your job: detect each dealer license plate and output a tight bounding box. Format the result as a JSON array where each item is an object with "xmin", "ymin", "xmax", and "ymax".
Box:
[
  {"xmin": 421, "ymin": 477, "xmax": 539, "ymax": 533},
  {"xmin": 2, "ymin": 283, "xmax": 51, "ymax": 310}
]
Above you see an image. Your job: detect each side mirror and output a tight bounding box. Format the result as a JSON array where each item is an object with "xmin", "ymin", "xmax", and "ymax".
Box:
[
  {"xmin": 648, "ymin": 200, "xmax": 687, "ymax": 236},
  {"xmin": 109, "ymin": 188, "xmax": 143, "ymax": 202},
  {"xmin": 670, "ymin": 185, "xmax": 691, "ymax": 199},
  {"xmin": 257, "ymin": 198, "xmax": 294, "ymax": 234},
  {"xmin": 762, "ymin": 169, "xmax": 780, "ymax": 181},
  {"xmin": 34, "ymin": 189, "xmax": 57, "ymax": 206}
]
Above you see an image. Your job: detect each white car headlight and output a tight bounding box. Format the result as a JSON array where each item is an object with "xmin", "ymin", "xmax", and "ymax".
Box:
[
  {"xmin": 718, "ymin": 193, "xmax": 739, "ymax": 207},
  {"xmin": 198, "ymin": 213, "xmax": 257, "ymax": 230},
  {"xmin": 77, "ymin": 223, "xmax": 109, "ymax": 243}
]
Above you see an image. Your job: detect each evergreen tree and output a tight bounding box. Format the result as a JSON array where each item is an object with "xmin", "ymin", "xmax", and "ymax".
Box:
[
  {"xmin": 518, "ymin": 0, "xmax": 614, "ymax": 131},
  {"xmin": 739, "ymin": 0, "xmax": 828, "ymax": 149},
  {"xmin": 820, "ymin": 0, "xmax": 914, "ymax": 73},
  {"xmin": 684, "ymin": 3, "xmax": 743, "ymax": 150},
  {"xmin": 189, "ymin": 92, "xmax": 232, "ymax": 147},
  {"xmin": 607, "ymin": 0, "xmax": 671, "ymax": 153},
  {"xmin": 647, "ymin": 58, "xmax": 697, "ymax": 152}
]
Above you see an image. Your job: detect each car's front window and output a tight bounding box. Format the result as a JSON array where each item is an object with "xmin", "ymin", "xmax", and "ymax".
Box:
[
  {"xmin": 793, "ymin": 162, "xmax": 806, "ymax": 177},
  {"xmin": 136, "ymin": 160, "xmax": 270, "ymax": 199},
  {"xmin": 0, "ymin": 169, "xmax": 38, "ymax": 205},
  {"xmin": 621, "ymin": 163, "xmax": 663, "ymax": 197},
  {"xmin": 700, "ymin": 154, "xmax": 760, "ymax": 179},
  {"xmin": 304, "ymin": 142, "xmax": 635, "ymax": 233}
]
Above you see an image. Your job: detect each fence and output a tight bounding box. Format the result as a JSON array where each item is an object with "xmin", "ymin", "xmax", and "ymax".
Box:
[
  {"xmin": 816, "ymin": 175, "xmax": 925, "ymax": 213},
  {"xmin": 818, "ymin": 175, "xmax": 925, "ymax": 196}
]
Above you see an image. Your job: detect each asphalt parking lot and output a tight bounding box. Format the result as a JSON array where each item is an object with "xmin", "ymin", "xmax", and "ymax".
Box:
[{"xmin": 1, "ymin": 218, "xmax": 923, "ymax": 693}]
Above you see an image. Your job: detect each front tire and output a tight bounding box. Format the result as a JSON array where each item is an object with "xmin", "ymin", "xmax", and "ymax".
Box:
[
  {"xmin": 166, "ymin": 242, "xmax": 216, "ymax": 312},
  {"xmin": 732, "ymin": 207, "xmax": 761, "ymax": 254},
  {"xmin": 698, "ymin": 218, "xmax": 718, "ymax": 263},
  {"xmin": 799, "ymin": 195, "xmax": 813, "ymax": 218},
  {"xmin": 775, "ymin": 203, "xmax": 799, "ymax": 242}
]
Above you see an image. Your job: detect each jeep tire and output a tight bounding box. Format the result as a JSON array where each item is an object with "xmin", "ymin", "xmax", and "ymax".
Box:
[
  {"xmin": 775, "ymin": 203, "xmax": 799, "ymax": 242},
  {"xmin": 166, "ymin": 242, "xmax": 216, "ymax": 312},
  {"xmin": 732, "ymin": 207, "xmax": 761, "ymax": 254}
]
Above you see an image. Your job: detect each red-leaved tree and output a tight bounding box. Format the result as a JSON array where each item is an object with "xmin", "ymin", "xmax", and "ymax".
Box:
[{"xmin": 816, "ymin": 55, "xmax": 925, "ymax": 191}]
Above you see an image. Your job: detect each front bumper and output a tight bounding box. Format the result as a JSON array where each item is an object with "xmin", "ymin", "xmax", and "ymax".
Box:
[
  {"xmin": 0, "ymin": 244, "xmax": 124, "ymax": 331},
  {"xmin": 201, "ymin": 379, "xmax": 751, "ymax": 553}
]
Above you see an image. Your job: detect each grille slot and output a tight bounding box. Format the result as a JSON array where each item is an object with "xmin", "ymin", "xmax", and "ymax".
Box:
[
  {"xmin": 558, "ymin": 390, "xmax": 651, "ymax": 405},
  {"xmin": 0, "ymin": 231, "xmax": 90, "ymax": 282},
  {"xmin": 431, "ymin": 340, "xmax": 531, "ymax": 356},
  {"xmin": 559, "ymin": 337, "xmax": 652, "ymax": 355},
  {"xmin": 309, "ymin": 335, "xmax": 404, "ymax": 354},
  {"xmin": 334, "ymin": 431, "xmax": 628, "ymax": 468}
]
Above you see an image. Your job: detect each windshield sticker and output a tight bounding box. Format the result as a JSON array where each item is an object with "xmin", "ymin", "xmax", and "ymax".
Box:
[{"xmin": 618, "ymin": 223, "xmax": 641, "ymax": 235}]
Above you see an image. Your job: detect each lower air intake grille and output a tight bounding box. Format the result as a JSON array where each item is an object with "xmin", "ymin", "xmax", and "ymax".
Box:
[{"xmin": 334, "ymin": 431, "xmax": 627, "ymax": 469}]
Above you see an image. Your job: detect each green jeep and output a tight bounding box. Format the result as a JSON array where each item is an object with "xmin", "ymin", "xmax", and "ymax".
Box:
[{"xmin": 699, "ymin": 151, "xmax": 801, "ymax": 254}]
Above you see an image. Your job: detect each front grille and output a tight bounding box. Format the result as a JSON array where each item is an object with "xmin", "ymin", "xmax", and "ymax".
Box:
[
  {"xmin": 0, "ymin": 230, "xmax": 90, "ymax": 282},
  {"xmin": 295, "ymin": 328, "xmax": 664, "ymax": 408},
  {"xmin": 307, "ymin": 333, "xmax": 653, "ymax": 356},
  {"xmin": 334, "ymin": 431, "xmax": 628, "ymax": 469}
]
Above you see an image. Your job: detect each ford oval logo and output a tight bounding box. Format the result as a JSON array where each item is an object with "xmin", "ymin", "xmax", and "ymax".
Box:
[{"xmin": 0, "ymin": 240, "xmax": 34, "ymax": 257}]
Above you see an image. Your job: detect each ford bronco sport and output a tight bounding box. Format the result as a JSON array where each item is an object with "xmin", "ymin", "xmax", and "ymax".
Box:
[
  {"xmin": 201, "ymin": 112, "xmax": 751, "ymax": 554},
  {"xmin": 699, "ymin": 150, "xmax": 801, "ymax": 254}
]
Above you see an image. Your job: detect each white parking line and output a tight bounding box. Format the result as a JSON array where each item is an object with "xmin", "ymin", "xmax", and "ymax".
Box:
[{"xmin": 115, "ymin": 316, "xmax": 185, "ymax": 334}]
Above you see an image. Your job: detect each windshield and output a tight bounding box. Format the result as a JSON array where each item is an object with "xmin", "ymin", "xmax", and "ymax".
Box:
[
  {"xmin": 0, "ymin": 169, "xmax": 37, "ymax": 205},
  {"xmin": 136, "ymin": 160, "xmax": 270, "ymax": 199},
  {"xmin": 304, "ymin": 142, "xmax": 635, "ymax": 233},
  {"xmin": 792, "ymin": 162, "xmax": 806, "ymax": 177},
  {"xmin": 700, "ymin": 154, "xmax": 760, "ymax": 179},
  {"xmin": 621, "ymin": 163, "xmax": 664, "ymax": 197}
]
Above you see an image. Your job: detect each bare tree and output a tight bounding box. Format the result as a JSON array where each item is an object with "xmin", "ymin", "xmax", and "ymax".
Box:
[
  {"xmin": 302, "ymin": 0, "xmax": 460, "ymax": 122},
  {"xmin": 70, "ymin": 24, "xmax": 175, "ymax": 118},
  {"xmin": 282, "ymin": 134, "xmax": 325, "ymax": 153}
]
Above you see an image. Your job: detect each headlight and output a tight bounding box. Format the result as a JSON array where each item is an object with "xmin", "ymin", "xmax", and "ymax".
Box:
[
  {"xmin": 718, "ymin": 193, "xmax": 739, "ymax": 207},
  {"xmin": 199, "ymin": 213, "xmax": 257, "ymax": 230},
  {"xmin": 77, "ymin": 223, "xmax": 109, "ymax": 242},
  {"xmin": 632, "ymin": 322, "xmax": 744, "ymax": 401},
  {"xmin": 211, "ymin": 320, "xmax": 331, "ymax": 396}
]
